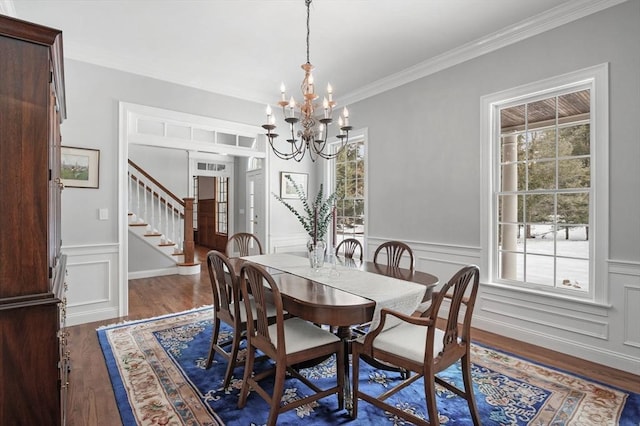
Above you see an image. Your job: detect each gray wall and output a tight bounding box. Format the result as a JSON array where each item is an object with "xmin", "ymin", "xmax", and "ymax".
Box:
[
  {"xmin": 61, "ymin": 59, "xmax": 270, "ymax": 247},
  {"xmin": 349, "ymin": 0, "xmax": 640, "ymax": 373},
  {"xmin": 355, "ymin": 1, "xmax": 639, "ymax": 259}
]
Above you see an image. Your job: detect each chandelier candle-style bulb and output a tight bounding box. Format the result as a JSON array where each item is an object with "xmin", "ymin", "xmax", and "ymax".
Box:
[
  {"xmin": 261, "ymin": 0, "xmax": 351, "ymax": 162},
  {"xmin": 288, "ymin": 97, "xmax": 295, "ymax": 118}
]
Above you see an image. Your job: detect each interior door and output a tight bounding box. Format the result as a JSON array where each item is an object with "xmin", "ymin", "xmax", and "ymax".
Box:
[
  {"xmin": 246, "ymin": 169, "xmax": 265, "ymax": 248},
  {"xmin": 196, "ymin": 176, "xmax": 216, "ymax": 249},
  {"xmin": 196, "ymin": 176, "xmax": 228, "ymax": 251}
]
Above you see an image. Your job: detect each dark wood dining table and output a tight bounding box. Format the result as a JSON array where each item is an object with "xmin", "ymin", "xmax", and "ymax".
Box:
[
  {"xmin": 227, "ymin": 254, "xmax": 439, "ymax": 332},
  {"xmin": 226, "ymin": 253, "xmax": 439, "ymax": 411}
]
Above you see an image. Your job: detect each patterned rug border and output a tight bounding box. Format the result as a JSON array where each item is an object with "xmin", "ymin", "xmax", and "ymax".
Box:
[
  {"xmin": 97, "ymin": 306, "xmax": 216, "ymax": 425},
  {"xmin": 97, "ymin": 306, "xmax": 640, "ymax": 425},
  {"xmin": 96, "ymin": 305, "xmax": 214, "ymax": 331}
]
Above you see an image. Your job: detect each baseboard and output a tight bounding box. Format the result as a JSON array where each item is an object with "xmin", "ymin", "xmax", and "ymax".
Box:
[
  {"xmin": 66, "ymin": 307, "xmax": 121, "ymax": 327},
  {"xmin": 128, "ymin": 267, "xmax": 179, "ymax": 280},
  {"xmin": 473, "ymin": 316, "xmax": 640, "ymax": 376}
]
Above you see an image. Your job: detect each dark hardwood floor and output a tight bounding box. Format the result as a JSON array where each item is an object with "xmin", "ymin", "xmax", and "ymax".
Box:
[{"xmin": 65, "ymin": 247, "xmax": 640, "ymax": 425}]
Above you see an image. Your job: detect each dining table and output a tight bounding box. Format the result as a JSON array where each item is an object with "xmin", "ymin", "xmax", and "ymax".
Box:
[{"xmin": 226, "ymin": 252, "xmax": 439, "ymax": 411}]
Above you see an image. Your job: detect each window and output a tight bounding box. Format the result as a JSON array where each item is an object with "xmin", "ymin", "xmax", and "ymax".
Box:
[
  {"xmin": 329, "ymin": 131, "xmax": 367, "ymax": 249},
  {"xmin": 481, "ymin": 64, "xmax": 608, "ymax": 303},
  {"xmin": 216, "ymin": 177, "xmax": 228, "ymax": 235}
]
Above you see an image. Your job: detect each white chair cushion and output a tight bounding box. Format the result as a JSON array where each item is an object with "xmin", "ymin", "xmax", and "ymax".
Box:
[
  {"xmin": 268, "ymin": 318, "xmax": 341, "ymax": 355},
  {"xmin": 363, "ymin": 323, "xmax": 445, "ymax": 364},
  {"xmin": 237, "ymin": 296, "xmax": 278, "ymax": 323}
]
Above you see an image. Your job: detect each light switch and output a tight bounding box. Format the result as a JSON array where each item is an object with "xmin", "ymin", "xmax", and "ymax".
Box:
[
  {"xmin": 239, "ymin": 208, "xmax": 245, "ymax": 214},
  {"xmin": 99, "ymin": 208, "xmax": 109, "ymax": 220}
]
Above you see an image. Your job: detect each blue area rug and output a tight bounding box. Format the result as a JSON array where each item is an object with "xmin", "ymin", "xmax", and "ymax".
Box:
[{"xmin": 97, "ymin": 306, "xmax": 640, "ymax": 425}]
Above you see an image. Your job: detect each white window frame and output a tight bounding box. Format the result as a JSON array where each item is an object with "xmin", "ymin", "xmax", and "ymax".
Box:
[
  {"xmin": 326, "ymin": 128, "xmax": 368, "ymax": 252},
  {"xmin": 480, "ymin": 64, "xmax": 609, "ymax": 304}
]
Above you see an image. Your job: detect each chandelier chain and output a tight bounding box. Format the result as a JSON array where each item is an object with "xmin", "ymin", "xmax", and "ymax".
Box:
[{"xmin": 306, "ymin": 0, "xmax": 311, "ymax": 64}]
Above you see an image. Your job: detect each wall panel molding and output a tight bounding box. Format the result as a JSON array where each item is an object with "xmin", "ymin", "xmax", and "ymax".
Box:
[{"xmin": 63, "ymin": 243, "xmax": 120, "ymax": 326}]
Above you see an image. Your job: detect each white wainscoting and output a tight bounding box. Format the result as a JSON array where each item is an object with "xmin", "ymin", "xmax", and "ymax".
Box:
[
  {"xmin": 63, "ymin": 243, "xmax": 121, "ymax": 326},
  {"xmin": 367, "ymin": 237, "xmax": 640, "ymax": 375},
  {"xmin": 269, "ymin": 232, "xmax": 309, "ymax": 254}
]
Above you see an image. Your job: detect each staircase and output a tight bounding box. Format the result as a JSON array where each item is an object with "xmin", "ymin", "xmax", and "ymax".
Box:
[{"xmin": 128, "ymin": 160, "xmax": 199, "ymax": 275}]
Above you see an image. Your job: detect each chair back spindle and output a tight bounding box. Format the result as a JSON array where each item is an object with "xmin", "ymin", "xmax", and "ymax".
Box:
[
  {"xmin": 226, "ymin": 232, "xmax": 263, "ymax": 257},
  {"xmin": 373, "ymin": 240, "xmax": 414, "ymax": 270},
  {"xmin": 335, "ymin": 238, "xmax": 363, "ymax": 261}
]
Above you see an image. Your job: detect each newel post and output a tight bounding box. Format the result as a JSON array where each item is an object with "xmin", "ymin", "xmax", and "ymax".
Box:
[{"xmin": 183, "ymin": 197, "xmax": 195, "ymax": 264}]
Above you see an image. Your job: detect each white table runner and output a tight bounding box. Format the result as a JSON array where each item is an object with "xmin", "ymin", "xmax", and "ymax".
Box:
[{"xmin": 242, "ymin": 253, "xmax": 426, "ymax": 328}]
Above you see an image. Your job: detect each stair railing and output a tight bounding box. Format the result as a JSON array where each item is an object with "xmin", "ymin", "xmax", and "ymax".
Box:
[{"xmin": 128, "ymin": 159, "xmax": 195, "ymax": 265}]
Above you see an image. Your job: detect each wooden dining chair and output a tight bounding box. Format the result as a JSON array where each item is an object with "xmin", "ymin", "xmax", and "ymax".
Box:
[
  {"xmin": 373, "ymin": 240, "xmax": 415, "ymax": 270},
  {"xmin": 356, "ymin": 240, "xmax": 416, "ymax": 377},
  {"xmin": 204, "ymin": 250, "xmax": 276, "ymax": 390},
  {"xmin": 237, "ymin": 262, "xmax": 344, "ymax": 426},
  {"xmin": 335, "ymin": 238, "xmax": 363, "ymax": 261},
  {"xmin": 225, "ymin": 232, "xmax": 263, "ymax": 257},
  {"xmin": 351, "ymin": 265, "xmax": 481, "ymax": 426}
]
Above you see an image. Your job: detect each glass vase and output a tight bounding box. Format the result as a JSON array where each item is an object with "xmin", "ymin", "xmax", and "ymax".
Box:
[{"xmin": 307, "ymin": 239, "xmax": 326, "ymax": 271}]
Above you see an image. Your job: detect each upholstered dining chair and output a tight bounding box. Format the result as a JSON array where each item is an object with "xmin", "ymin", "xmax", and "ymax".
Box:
[
  {"xmin": 356, "ymin": 240, "xmax": 416, "ymax": 377},
  {"xmin": 335, "ymin": 238, "xmax": 363, "ymax": 261},
  {"xmin": 204, "ymin": 250, "xmax": 277, "ymax": 390},
  {"xmin": 373, "ymin": 240, "xmax": 415, "ymax": 270},
  {"xmin": 237, "ymin": 262, "xmax": 344, "ymax": 426},
  {"xmin": 225, "ymin": 232, "xmax": 263, "ymax": 258},
  {"xmin": 351, "ymin": 265, "xmax": 481, "ymax": 426}
]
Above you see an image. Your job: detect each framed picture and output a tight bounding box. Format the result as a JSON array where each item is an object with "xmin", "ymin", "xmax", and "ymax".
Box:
[
  {"xmin": 61, "ymin": 146, "xmax": 100, "ymax": 188},
  {"xmin": 280, "ymin": 172, "xmax": 308, "ymax": 199}
]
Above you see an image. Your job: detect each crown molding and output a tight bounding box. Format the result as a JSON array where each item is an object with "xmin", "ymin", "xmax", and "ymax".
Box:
[
  {"xmin": 17, "ymin": 0, "xmax": 629, "ymax": 106},
  {"xmin": 341, "ymin": 0, "xmax": 629, "ymax": 106}
]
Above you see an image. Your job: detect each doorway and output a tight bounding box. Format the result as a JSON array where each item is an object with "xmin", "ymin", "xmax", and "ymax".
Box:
[{"xmin": 246, "ymin": 168, "xmax": 266, "ymax": 247}]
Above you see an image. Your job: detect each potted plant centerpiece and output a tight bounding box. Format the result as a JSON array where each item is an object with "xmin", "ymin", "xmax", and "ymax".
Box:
[{"xmin": 274, "ymin": 174, "xmax": 336, "ymax": 269}]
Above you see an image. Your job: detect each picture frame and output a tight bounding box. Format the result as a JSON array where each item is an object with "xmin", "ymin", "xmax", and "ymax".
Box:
[
  {"xmin": 61, "ymin": 146, "xmax": 100, "ymax": 188},
  {"xmin": 280, "ymin": 172, "xmax": 308, "ymax": 199}
]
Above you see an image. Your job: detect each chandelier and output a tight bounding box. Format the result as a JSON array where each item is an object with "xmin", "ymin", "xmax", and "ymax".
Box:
[{"xmin": 262, "ymin": 0, "xmax": 352, "ymax": 162}]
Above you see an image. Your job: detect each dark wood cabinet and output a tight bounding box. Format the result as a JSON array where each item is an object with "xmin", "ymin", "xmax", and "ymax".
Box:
[{"xmin": 0, "ymin": 15, "xmax": 68, "ymax": 425}]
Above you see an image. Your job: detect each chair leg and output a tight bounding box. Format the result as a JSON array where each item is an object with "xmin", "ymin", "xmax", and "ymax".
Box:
[
  {"xmin": 222, "ymin": 331, "xmax": 241, "ymax": 390},
  {"xmin": 461, "ymin": 354, "xmax": 481, "ymax": 426},
  {"xmin": 237, "ymin": 343, "xmax": 255, "ymax": 409},
  {"xmin": 267, "ymin": 362, "xmax": 287, "ymax": 426},
  {"xmin": 424, "ymin": 373, "xmax": 440, "ymax": 426},
  {"xmin": 206, "ymin": 317, "xmax": 221, "ymax": 369}
]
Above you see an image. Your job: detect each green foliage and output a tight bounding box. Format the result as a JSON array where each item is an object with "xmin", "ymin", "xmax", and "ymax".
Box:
[{"xmin": 273, "ymin": 174, "xmax": 336, "ymax": 242}]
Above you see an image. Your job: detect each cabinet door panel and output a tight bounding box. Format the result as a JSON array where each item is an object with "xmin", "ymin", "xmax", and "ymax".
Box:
[{"xmin": 0, "ymin": 36, "xmax": 50, "ymax": 298}]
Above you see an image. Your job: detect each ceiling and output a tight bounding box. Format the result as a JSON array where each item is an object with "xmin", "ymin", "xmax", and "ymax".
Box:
[{"xmin": 6, "ymin": 0, "xmax": 621, "ymax": 106}]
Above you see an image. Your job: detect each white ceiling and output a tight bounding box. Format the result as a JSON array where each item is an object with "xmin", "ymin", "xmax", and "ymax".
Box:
[{"xmin": 6, "ymin": 0, "xmax": 623, "ymax": 106}]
